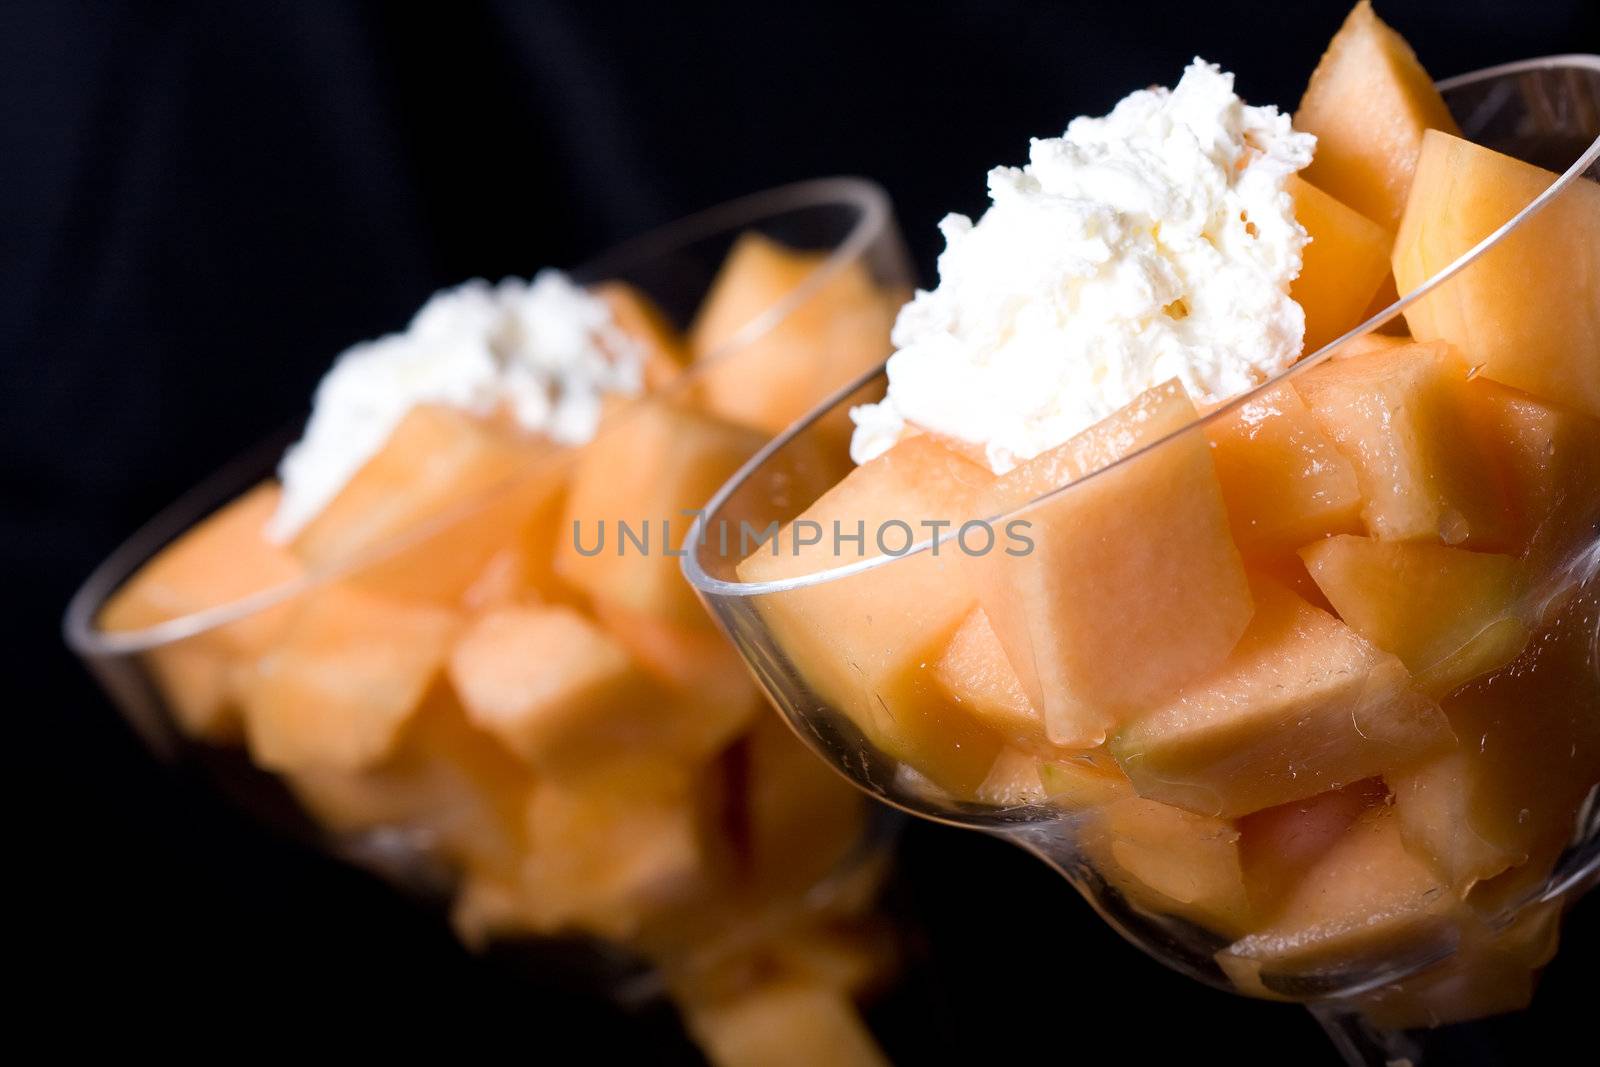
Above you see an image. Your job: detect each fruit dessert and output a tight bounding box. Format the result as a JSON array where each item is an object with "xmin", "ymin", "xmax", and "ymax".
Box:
[
  {"xmin": 735, "ymin": 3, "xmax": 1599, "ymax": 1027},
  {"xmin": 98, "ymin": 236, "xmax": 903, "ymax": 1066}
]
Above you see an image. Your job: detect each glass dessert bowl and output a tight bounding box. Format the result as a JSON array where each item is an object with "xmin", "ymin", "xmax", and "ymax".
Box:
[
  {"xmin": 66, "ymin": 178, "xmax": 913, "ymax": 1064},
  {"xmin": 684, "ymin": 32, "xmax": 1600, "ymax": 1065}
]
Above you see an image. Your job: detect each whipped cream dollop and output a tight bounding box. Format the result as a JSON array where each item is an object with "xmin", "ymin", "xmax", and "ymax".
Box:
[
  {"xmin": 268, "ymin": 271, "xmax": 642, "ymax": 541},
  {"xmin": 850, "ymin": 59, "xmax": 1316, "ymax": 473}
]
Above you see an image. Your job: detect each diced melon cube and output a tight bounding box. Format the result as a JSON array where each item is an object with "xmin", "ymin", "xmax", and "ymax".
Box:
[
  {"xmin": 1296, "ymin": 1, "xmax": 1460, "ymax": 229},
  {"xmin": 1289, "ymin": 176, "xmax": 1394, "ymax": 353},
  {"xmin": 1110, "ymin": 579, "xmax": 1453, "ymax": 818},
  {"xmin": 741, "ymin": 712, "xmax": 868, "ymax": 894},
  {"xmin": 975, "ymin": 748, "xmax": 1133, "ymax": 810},
  {"xmin": 241, "ymin": 584, "xmax": 460, "ymax": 772},
  {"xmin": 592, "ymin": 280, "xmax": 689, "ymax": 391},
  {"xmin": 556, "ymin": 399, "xmax": 766, "ymax": 626},
  {"xmin": 141, "ymin": 641, "xmax": 249, "ymax": 743},
  {"xmin": 447, "ymin": 604, "xmax": 671, "ymax": 776},
  {"xmin": 683, "ymin": 982, "xmax": 889, "ymax": 1067},
  {"xmin": 738, "ymin": 434, "xmax": 1003, "ymax": 797},
  {"xmin": 971, "ymin": 380, "xmax": 1253, "ymax": 748},
  {"xmin": 293, "ymin": 405, "xmax": 559, "ymax": 603},
  {"xmin": 1395, "ymin": 130, "xmax": 1600, "ymax": 420},
  {"xmin": 1217, "ymin": 805, "xmax": 1457, "ymax": 993},
  {"xmin": 1206, "ymin": 383, "xmax": 1363, "ymax": 557},
  {"xmin": 1331, "ymin": 329, "xmax": 1411, "ymax": 361},
  {"xmin": 691, "ymin": 232, "xmax": 899, "ymax": 437},
  {"xmin": 1083, "ymin": 797, "xmax": 1253, "ymax": 939},
  {"xmin": 930, "ymin": 608, "xmax": 1044, "ymax": 749},
  {"xmin": 1236, "ymin": 779, "xmax": 1388, "ymax": 920},
  {"xmin": 1391, "ymin": 587, "xmax": 1600, "ymax": 895},
  {"xmin": 1300, "ymin": 535, "xmax": 1528, "ymax": 696},
  {"xmin": 1295, "ymin": 341, "xmax": 1514, "ymax": 547}
]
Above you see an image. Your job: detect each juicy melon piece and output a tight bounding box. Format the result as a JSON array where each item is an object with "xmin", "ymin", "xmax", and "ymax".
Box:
[
  {"xmin": 691, "ymin": 232, "xmax": 898, "ymax": 437},
  {"xmin": 1218, "ymin": 805, "xmax": 1457, "ymax": 995},
  {"xmin": 1206, "ymin": 383, "xmax": 1363, "ymax": 556},
  {"xmin": 739, "ymin": 435, "xmax": 1002, "ymax": 797},
  {"xmin": 1110, "ymin": 579, "xmax": 1452, "ymax": 818},
  {"xmin": 1288, "ymin": 176, "xmax": 1394, "ymax": 353},
  {"xmin": 101, "ymin": 482, "xmax": 306, "ymax": 739},
  {"xmin": 446, "ymin": 603, "xmax": 676, "ymax": 776},
  {"xmin": 556, "ymin": 399, "xmax": 766, "ymax": 627},
  {"xmin": 1295, "ymin": 341, "xmax": 1514, "ymax": 547},
  {"xmin": 1084, "ymin": 797, "xmax": 1253, "ymax": 939},
  {"xmin": 241, "ymin": 584, "xmax": 461, "ymax": 772},
  {"xmin": 1395, "ymin": 130, "xmax": 1600, "ymax": 420},
  {"xmin": 292, "ymin": 405, "xmax": 559, "ymax": 603},
  {"xmin": 592, "ymin": 280, "xmax": 689, "ymax": 391},
  {"xmin": 1331, "ymin": 329, "xmax": 1411, "ymax": 360},
  {"xmin": 974, "ymin": 748, "xmax": 1133, "ymax": 809},
  {"xmin": 930, "ymin": 608, "xmax": 1044, "ymax": 750},
  {"xmin": 1465, "ymin": 378, "xmax": 1600, "ymax": 574},
  {"xmin": 1296, "ymin": 1, "xmax": 1460, "ymax": 229},
  {"xmin": 286, "ymin": 685, "xmax": 534, "ymax": 882},
  {"xmin": 971, "ymin": 380, "xmax": 1253, "ymax": 748},
  {"xmin": 1236, "ymin": 779, "xmax": 1388, "ymax": 920},
  {"xmin": 1391, "ymin": 586, "xmax": 1600, "ymax": 895},
  {"xmin": 683, "ymin": 982, "xmax": 890, "ymax": 1067},
  {"xmin": 741, "ymin": 712, "xmax": 868, "ymax": 895}
]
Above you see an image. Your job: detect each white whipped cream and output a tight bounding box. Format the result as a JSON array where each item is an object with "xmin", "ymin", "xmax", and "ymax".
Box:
[
  {"xmin": 268, "ymin": 271, "xmax": 641, "ymax": 541},
  {"xmin": 851, "ymin": 59, "xmax": 1316, "ymax": 474}
]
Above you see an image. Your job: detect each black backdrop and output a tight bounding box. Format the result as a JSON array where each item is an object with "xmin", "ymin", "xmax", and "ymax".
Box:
[{"xmin": 6, "ymin": 1, "xmax": 1598, "ymax": 1061}]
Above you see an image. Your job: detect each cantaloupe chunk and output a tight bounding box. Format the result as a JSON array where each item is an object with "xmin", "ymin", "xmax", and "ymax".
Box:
[
  {"xmin": 930, "ymin": 608, "xmax": 1044, "ymax": 750},
  {"xmin": 739, "ymin": 435, "xmax": 1003, "ymax": 797},
  {"xmin": 556, "ymin": 399, "xmax": 767, "ymax": 627},
  {"xmin": 741, "ymin": 712, "xmax": 867, "ymax": 894},
  {"xmin": 1289, "ymin": 176, "xmax": 1395, "ymax": 353},
  {"xmin": 1083, "ymin": 797, "xmax": 1253, "ymax": 939},
  {"xmin": 287, "ymin": 685, "xmax": 534, "ymax": 882},
  {"xmin": 1206, "ymin": 383, "xmax": 1364, "ymax": 556},
  {"xmin": 1218, "ymin": 805, "xmax": 1457, "ymax": 996},
  {"xmin": 1110, "ymin": 579, "xmax": 1452, "ymax": 818},
  {"xmin": 447, "ymin": 604, "xmax": 675, "ymax": 776},
  {"xmin": 1300, "ymin": 536, "xmax": 1528, "ymax": 697},
  {"xmin": 292, "ymin": 405, "xmax": 559, "ymax": 603},
  {"xmin": 241, "ymin": 584, "xmax": 461, "ymax": 772},
  {"xmin": 1295, "ymin": 341, "xmax": 1514, "ymax": 547},
  {"xmin": 101, "ymin": 482, "xmax": 306, "ymax": 740},
  {"xmin": 971, "ymin": 380, "xmax": 1253, "ymax": 748},
  {"xmin": 1465, "ymin": 378, "xmax": 1600, "ymax": 574},
  {"xmin": 1391, "ymin": 586, "xmax": 1600, "ymax": 895},
  {"xmin": 1236, "ymin": 779, "xmax": 1387, "ymax": 920},
  {"xmin": 592, "ymin": 280, "xmax": 689, "ymax": 391},
  {"xmin": 1296, "ymin": 1, "xmax": 1460, "ymax": 229},
  {"xmin": 974, "ymin": 747, "xmax": 1133, "ymax": 809},
  {"xmin": 1331, "ymin": 328, "xmax": 1410, "ymax": 360},
  {"xmin": 683, "ymin": 982, "xmax": 890, "ymax": 1067},
  {"xmin": 1394, "ymin": 130, "xmax": 1600, "ymax": 420},
  {"xmin": 691, "ymin": 232, "xmax": 898, "ymax": 437}
]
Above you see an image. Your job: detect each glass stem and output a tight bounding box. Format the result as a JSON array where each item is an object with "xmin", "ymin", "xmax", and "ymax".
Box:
[{"xmin": 1309, "ymin": 1002, "xmax": 1423, "ymax": 1067}]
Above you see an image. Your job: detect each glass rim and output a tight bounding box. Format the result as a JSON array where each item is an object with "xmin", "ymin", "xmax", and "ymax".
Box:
[
  {"xmin": 65, "ymin": 175, "xmax": 899, "ymax": 657},
  {"xmin": 682, "ymin": 53, "xmax": 1600, "ymax": 600}
]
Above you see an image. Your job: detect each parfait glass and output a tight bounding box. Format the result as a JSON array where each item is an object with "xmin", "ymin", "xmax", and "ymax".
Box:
[
  {"xmin": 683, "ymin": 58, "xmax": 1600, "ymax": 1064},
  {"xmin": 64, "ymin": 177, "xmax": 913, "ymax": 1005}
]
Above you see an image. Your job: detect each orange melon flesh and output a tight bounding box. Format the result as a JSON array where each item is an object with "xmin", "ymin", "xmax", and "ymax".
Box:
[
  {"xmin": 930, "ymin": 608, "xmax": 1044, "ymax": 750},
  {"xmin": 139, "ymin": 642, "xmax": 247, "ymax": 743},
  {"xmin": 241, "ymin": 584, "xmax": 461, "ymax": 773},
  {"xmin": 683, "ymin": 982, "xmax": 890, "ymax": 1067},
  {"xmin": 1391, "ymin": 585, "xmax": 1600, "ymax": 896},
  {"xmin": 738, "ymin": 435, "xmax": 1003, "ymax": 798},
  {"xmin": 1110, "ymin": 579, "xmax": 1452, "ymax": 819},
  {"xmin": 1218, "ymin": 806, "xmax": 1457, "ymax": 994},
  {"xmin": 447, "ymin": 604, "xmax": 672, "ymax": 777},
  {"xmin": 1288, "ymin": 176, "xmax": 1394, "ymax": 354},
  {"xmin": 1295, "ymin": 341, "xmax": 1514, "ymax": 548},
  {"xmin": 1205, "ymin": 383, "xmax": 1363, "ymax": 557},
  {"xmin": 741, "ymin": 712, "xmax": 867, "ymax": 895},
  {"xmin": 556, "ymin": 399, "xmax": 767, "ymax": 627},
  {"xmin": 1395, "ymin": 130, "xmax": 1600, "ymax": 420},
  {"xmin": 1300, "ymin": 535, "xmax": 1528, "ymax": 697},
  {"xmin": 973, "ymin": 747, "xmax": 1132, "ymax": 809},
  {"xmin": 1465, "ymin": 378, "xmax": 1600, "ymax": 574},
  {"xmin": 592, "ymin": 280, "xmax": 689, "ymax": 391},
  {"xmin": 1083, "ymin": 797, "xmax": 1253, "ymax": 939},
  {"xmin": 691, "ymin": 232, "xmax": 898, "ymax": 437},
  {"xmin": 1296, "ymin": 1, "xmax": 1460, "ymax": 229},
  {"xmin": 1236, "ymin": 779, "xmax": 1387, "ymax": 920},
  {"xmin": 971, "ymin": 380, "xmax": 1254, "ymax": 748},
  {"xmin": 1330, "ymin": 329, "xmax": 1410, "ymax": 361},
  {"xmin": 292, "ymin": 405, "xmax": 558, "ymax": 603}
]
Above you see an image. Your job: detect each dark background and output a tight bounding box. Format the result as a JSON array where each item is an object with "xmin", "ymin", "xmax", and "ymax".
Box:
[{"xmin": 6, "ymin": 1, "xmax": 1597, "ymax": 1060}]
